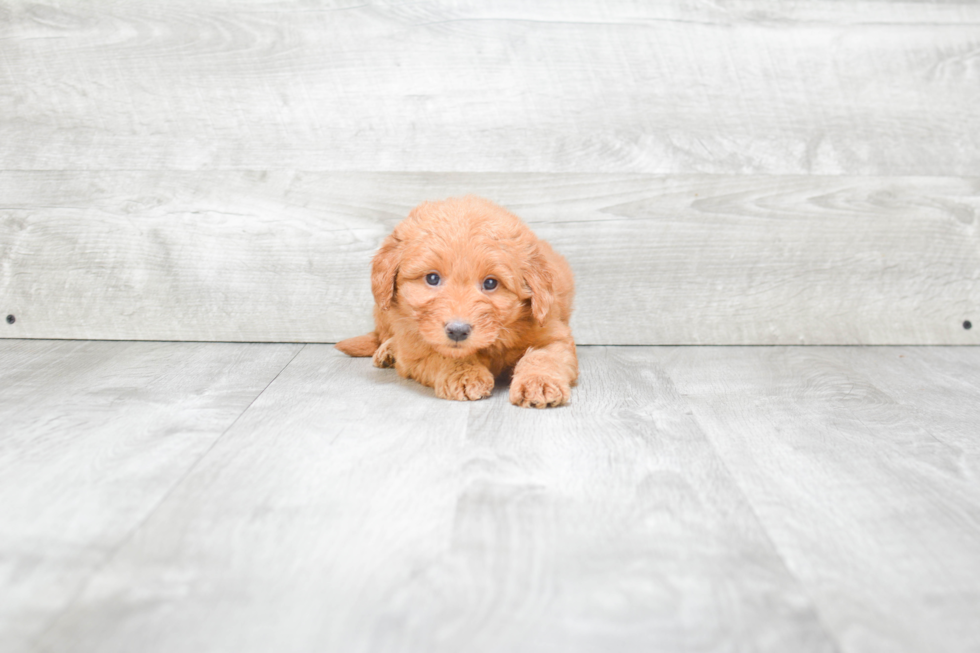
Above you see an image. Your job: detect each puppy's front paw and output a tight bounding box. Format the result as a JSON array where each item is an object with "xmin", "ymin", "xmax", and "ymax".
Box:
[
  {"xmin": 372, "ymin": 338, "xmax": 395, "ymax": 369},
  {"xmin": 510, "ymin": 374, "xmax": 571, "ymax": 408},
  {"xmin": 437, "ymin": 365, "xmax": 494, "ymax": 401}
]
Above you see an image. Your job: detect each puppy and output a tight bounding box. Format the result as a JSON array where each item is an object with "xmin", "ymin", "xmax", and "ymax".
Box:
[{"xmin": 335, "ymin": 196, "xmax": 577, "ymax": 408}]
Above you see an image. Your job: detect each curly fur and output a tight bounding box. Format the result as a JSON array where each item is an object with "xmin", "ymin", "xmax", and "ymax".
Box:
[{"xmin": 336, "ymin": 196, "xmax": 578, "ymax": 408}]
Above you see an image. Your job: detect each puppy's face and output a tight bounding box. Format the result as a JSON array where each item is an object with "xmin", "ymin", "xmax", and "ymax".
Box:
[
  {"xmin": 396, "ymin": 242, "xmax": 526, "ymax": 358},
  {"xmin": 372, "ymin": 198, "xmax": 551, "ymax": 359}
]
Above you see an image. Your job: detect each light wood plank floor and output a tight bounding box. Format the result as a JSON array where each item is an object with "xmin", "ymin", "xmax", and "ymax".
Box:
[{"xmin": 1, "ymin": 341, "xmax": 978, "ymax": 653}]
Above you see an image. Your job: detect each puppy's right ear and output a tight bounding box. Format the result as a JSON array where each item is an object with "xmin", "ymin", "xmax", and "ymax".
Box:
[{"xmin": 371, "ymin": 234, "xmax": 401, "ymax": 311}]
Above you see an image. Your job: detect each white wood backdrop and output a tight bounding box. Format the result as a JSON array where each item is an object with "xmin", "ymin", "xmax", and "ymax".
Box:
[{"xmin": 1, "ymin": 0, "xmax": 978, "ymax": 344}]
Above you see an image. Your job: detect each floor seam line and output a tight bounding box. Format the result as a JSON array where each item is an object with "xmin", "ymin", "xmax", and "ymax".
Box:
[
  {"xmin": 27, "ymin": 343, "xmax": 307, "ymax": 651},
  {"xmin": 678, "ymin": 397, "xmax": 847, "ymax": 653}
]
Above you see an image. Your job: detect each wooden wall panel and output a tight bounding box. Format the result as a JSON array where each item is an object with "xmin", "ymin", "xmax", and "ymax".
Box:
[
  {"xmin": 2, "ymin": 1, "xmax": 978, "ymax": 344},
  {"xmin": 2, "ymin": 171, "xmax": 977, "ymax": 344},
  {"xmin": 1, "ymin": 1, "xmax": 979, "ymax": 175}
]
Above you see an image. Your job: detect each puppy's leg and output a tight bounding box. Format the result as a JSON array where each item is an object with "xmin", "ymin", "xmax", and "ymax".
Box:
[
  {"xmin": 510, "ymin": 339, "xmax": 578, "ymax": 408},
  {"xmin": 399, "ymin": 354, "xmax": 494, "ymax": 401},
  {"xmin": 372, "ymin": 337, "xmax": 396, "ymax": 368},
  {"xmin": 438, "ymin": 360, "xmax": 495, "ymax": 401}
]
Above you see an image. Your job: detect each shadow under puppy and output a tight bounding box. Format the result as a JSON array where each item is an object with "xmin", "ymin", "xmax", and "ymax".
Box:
[{"xmin": 336, "ymin": 196, "xmax": 578, "ymax": 408}]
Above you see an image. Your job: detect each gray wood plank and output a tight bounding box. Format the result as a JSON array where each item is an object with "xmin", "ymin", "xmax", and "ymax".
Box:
[
  {"xmin": 658, "ymin": 346, "xmax": 980, "ymax": 653},
  {"xmin": 828, "ymin": 347, "xmax": 980, "ymax": 457},
  {"xmin": 2, "ymin": 172, "xmax": 977, "ymax": 345},
  {"xmin": 371, "ymin": 347, "xmax": 836, "ymax": 652},
  {"xmin": 34, "ymin": 346, "xmax": 837, "ymax": 653},
  {"xmin": 0, "ymin": 339, "xmax": 301, "ymax": 653},
  {"xmin": 1, "ymin": 1, "xmax": 979, "ymax": 175}
]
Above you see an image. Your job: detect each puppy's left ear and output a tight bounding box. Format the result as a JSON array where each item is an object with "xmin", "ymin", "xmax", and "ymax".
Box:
[
  {"xmin": 523, "ymin": 245, "xmax": 556, "ymax": 325},
  {"xmin": 371, "ymin": 234, "xmax": 401, "ymax": 311}
]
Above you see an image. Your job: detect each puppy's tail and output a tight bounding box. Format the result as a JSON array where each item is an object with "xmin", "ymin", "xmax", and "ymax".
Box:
[{"xmin": 335, "ymin": 332, "xmax": 381, "ymax": 357}]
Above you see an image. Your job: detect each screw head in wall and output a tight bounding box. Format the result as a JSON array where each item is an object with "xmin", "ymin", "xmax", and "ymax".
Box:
[
  {"xmin": 965, "ymin": 320, "xmax": 973, "ymax": 330},
  {"xmin": 5, "ymin": 315, "xmax": 14, "ymax": 325}
]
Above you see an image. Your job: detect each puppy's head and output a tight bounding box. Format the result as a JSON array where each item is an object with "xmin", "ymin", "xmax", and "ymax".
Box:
[{"xmin": 372, "ymin": 196, "xmax": 556, "ymax": 358}]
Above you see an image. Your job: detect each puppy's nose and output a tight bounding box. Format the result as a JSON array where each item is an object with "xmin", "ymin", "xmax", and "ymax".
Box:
[{"xmin": 445, "ymin": 321, "xmax": 472, "ymax": 342}]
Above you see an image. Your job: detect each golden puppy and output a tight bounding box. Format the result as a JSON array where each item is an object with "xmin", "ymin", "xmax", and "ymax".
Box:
[{"xmin": 336, "ymin": 196, "xmax": 577, "ymax": 407}]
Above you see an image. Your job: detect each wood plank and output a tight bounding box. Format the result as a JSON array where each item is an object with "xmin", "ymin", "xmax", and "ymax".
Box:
[
  {"xmin": 372, "ymin": 347, "xmax": 836, "ymax": 652},
  {"xmin": 0, "ymin": 339, "xmax": 301, "ymax": 653},
  {"xmin": 1, "ymin": 1, "xmax": 979, "ymax": 175},
  {"xmin": 658, "ymin": 346, "xmax": 980, "ymax": 653},
  {"xmin": 834, "ymin": 347, "xmax": 980, "ymax": 456},
  {"xmin": 2, "ymin": 171, "xmax": 977, "ymax": 344},
  {"xmin": 34, "ymin": 346, "xmax": 836, "ymax": 653}
]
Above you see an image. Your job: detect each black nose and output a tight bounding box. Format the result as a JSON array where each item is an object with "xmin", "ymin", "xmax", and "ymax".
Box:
[{"xmin": 445, "ymin": 321, "xmax": 472, "ymax": 342}]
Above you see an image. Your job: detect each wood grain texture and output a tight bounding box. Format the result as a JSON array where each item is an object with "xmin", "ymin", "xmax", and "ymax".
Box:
[
  {"xmin": 0, "ymin": 339, "xmax": 301, "ymax": 653},
  {"xmin": 368, "ymin": 347, "xmax": 833, "ymax": 652},
  {"xmin": 834, "ymin": 347, "xmax": 980, "ymax": 456},
  {"xmin": 1, "ymin": 1, "xmax": 979, "ymax": 175},
  {"xmin": 658, "ymin": 346, "xmax": 980, "ymax": 653},
  {"xmin": 31, "ymin": 345, "xmax": 837, "ymax": 653},
  {"xmin": 2, "ymin": 171, "xmax": 977, "ymax": 344}
]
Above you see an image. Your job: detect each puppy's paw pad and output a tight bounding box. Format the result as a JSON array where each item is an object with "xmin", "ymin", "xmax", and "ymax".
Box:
[
  {"xmin": 372, "ymin": 339, "xmax": 396, "ymax": 369},
  {"xmin": 438, "ymin": 366, "xmax": 494, "ymax": 401},
  {"xmin": 510, "ymin": 374, "xmax": 570, "ymax": 408}
]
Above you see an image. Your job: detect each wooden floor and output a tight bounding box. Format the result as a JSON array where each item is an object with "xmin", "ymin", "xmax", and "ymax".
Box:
[{"xmin": 2, "ymin": 340, "xmax": 978, "ymax": 653}]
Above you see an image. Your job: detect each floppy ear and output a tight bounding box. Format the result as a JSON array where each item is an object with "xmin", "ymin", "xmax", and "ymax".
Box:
[
  {"xmin": 370, "ymin": 234, "xmax": 401, "ymax": 311},
  {"xmin": 523, "ymin": 246, "xmax": 556, "ymax": 325}
]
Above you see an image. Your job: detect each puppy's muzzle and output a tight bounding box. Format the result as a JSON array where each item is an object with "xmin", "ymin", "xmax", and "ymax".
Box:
[{"xmin": 445, "ymin": 321, "xmax": 472, "ymax": 342}]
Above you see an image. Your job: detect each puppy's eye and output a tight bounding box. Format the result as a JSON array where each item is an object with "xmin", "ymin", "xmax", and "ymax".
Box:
[
  {"xmin": 482, "ymin": 278, "xmax": 498, "ymax": 291},
  {"xmin": 425, "ymin": 272, "xmax": 441, "ymax": 286}
]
